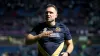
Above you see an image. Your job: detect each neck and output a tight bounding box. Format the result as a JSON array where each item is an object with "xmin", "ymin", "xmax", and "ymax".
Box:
[{"xmin": 46, "ymin": 21, "xmax": 56, "ymax": 26}]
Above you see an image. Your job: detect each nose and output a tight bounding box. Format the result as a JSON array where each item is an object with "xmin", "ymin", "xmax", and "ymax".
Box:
[{"xmin": 47, "ymin": 13, "xmax": 50, "ymax": 16}]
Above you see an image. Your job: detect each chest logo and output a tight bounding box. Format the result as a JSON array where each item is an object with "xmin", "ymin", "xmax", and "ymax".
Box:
[{"xmin": 55, "ymin": 27, "xmax": 61, "ymax": 32}]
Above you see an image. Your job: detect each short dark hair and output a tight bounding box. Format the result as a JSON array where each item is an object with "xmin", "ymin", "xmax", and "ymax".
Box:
[{"xmin": 46, "ymin": 4, "xmax": 58, "ymax": 12}]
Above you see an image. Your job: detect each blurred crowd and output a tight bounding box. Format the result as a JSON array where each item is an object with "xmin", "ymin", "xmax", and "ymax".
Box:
[
  {"xmin": 0, "ymin": 0, "xmax": 100, "ymax": 35},
  {"xmin": 0, "ymin": 0, "xmax": 100, "ymax": 56}
]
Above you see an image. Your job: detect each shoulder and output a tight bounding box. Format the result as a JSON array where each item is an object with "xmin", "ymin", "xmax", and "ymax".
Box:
[
  {"xmin": 57, "ymin": 22, "xmax": 70, "ymax": 32},
  {"xmin": 57, "ymin": 22, "xmax": 68, "ymax": 28}
]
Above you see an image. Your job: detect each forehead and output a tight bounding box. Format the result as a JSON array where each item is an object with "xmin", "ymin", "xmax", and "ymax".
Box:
[{"xmin": 46, "ymin": 7, "xmax": 57, "ymax": 12}]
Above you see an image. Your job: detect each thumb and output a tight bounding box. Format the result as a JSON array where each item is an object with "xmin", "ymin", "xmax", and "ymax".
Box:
[{"xmin": 61, "ymin": 52, "xmax": 64, "ymax": 55}]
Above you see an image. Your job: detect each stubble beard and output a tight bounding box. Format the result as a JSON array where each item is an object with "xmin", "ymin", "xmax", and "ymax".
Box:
[{"xmin": 46, "ymin": 18, "xmax": 54, "ymax": 23}]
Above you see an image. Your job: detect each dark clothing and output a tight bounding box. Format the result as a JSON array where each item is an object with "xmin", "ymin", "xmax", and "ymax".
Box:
[{"xmin": 30, "ymin": 22, "xmax": 72, "ymax": 56}]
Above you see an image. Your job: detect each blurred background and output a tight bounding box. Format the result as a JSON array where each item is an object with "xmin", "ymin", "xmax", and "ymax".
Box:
[{"xmin": 0, "ymin": 0, "xmax": 100, "ymax": 56}]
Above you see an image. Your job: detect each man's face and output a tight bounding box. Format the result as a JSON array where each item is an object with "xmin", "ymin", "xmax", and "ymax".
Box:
[{"xmin": 45, "ymin": 7, "xmax": 58, "ymax": 22}]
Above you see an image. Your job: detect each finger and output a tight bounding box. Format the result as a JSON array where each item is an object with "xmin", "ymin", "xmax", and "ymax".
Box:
[
  {"xmin": 47, "ymin": 31, "xmax": 53, "ymax": 34},
  {"xmin": 49, "ymin": 30, "xmax": 53, "ymax": 32},
  {"xmin": 44, "ymin": 32, "xmax": 50, "ymax": 36},
  {"xmin": 42, "ymin": 31, "xmax": 53, "ymax": 37},
  {"xmin": 45, "ymin": 32, "xmax": 50, "ymax": 35},
  {"xmin": 46, "ymin": 33, "xmax": 49, "ymax": 36},
  {"xmin": 44, "ymin": 31, "xmax": 53, "ymax": 33}
]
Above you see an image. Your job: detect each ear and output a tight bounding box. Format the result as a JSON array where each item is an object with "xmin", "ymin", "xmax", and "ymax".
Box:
[{"xmin": 56, "ymin": 13, "xmax": 58, "ymax": 18}]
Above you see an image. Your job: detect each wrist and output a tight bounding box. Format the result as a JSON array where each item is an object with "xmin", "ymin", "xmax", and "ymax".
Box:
[
  {"xmin": 61, "ymin": 52, "xmax": 70, "ymax": 56},
  {"xmin": 37, "ymin": 34, "xmax": 42, "ymax": 38},
  {"xmin": 66, "ymin": 52, "xmax": 70, "ymax": 56}
]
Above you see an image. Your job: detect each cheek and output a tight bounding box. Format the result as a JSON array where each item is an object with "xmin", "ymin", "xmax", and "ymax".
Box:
[
  {"xmin": 52, "ymin": 16, "xmax": 55, "ymax": 19},
  {"xmin": 53, "ymin": 15, "xmax": 57, "ymax": 18},
  {"xmin": 52, "ymin": 14, "xmax": 56, "ymax": 17}
]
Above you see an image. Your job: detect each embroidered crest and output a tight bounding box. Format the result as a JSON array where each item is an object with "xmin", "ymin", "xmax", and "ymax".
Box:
[{"xmin": 55, "ymin": 27, "xmax": 61, "ymax": 32}]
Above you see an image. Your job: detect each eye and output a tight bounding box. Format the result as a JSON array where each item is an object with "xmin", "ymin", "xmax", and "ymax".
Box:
[{"xmin": 45, "ymin": 11, "xmax": 53, "ymax": 14}]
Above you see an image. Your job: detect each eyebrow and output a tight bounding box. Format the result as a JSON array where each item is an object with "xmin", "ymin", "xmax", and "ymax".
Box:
[{"xmin": 45, "ymin": 11, "xmax": 53, "ymax": 13}]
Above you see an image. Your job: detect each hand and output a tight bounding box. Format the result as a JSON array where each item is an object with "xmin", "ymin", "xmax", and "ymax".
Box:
[
  {"xmin": 39, "ymin": 31, "xmax": 53, "ymax": 38},
  {"xmin": 61, "ymin": 52, "xmax": 69, "ymax": 56}
]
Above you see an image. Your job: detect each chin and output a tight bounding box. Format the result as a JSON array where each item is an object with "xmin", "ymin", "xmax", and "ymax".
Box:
[
  {"xmin": 45, "ymin": 18, "xmax": 54, "ymax": 22},
  {"xmin": 49, "ymin": 20, "xmax": 54, "ymax": 22},
  {"xmin": 45, "ymin": 20, "xmax": 51, "ymax": 22}
]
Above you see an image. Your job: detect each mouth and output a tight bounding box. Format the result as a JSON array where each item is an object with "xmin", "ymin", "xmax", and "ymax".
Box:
[
  {"xmin": 46, "ymin": 16, "xmax": 50, "ymax": 19},
  {"xmin": 47, "ymin": 16, "xmax": 50, "ymax": 18},
  {"xmin": 45, "ymin": 18, "xmax": 51, "ymax": 21}
]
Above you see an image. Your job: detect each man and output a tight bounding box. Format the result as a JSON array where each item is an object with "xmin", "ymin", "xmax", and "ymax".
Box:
[{"xmin": 26, "ymin": 4, "xmax": 74, "ymax": 56}]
